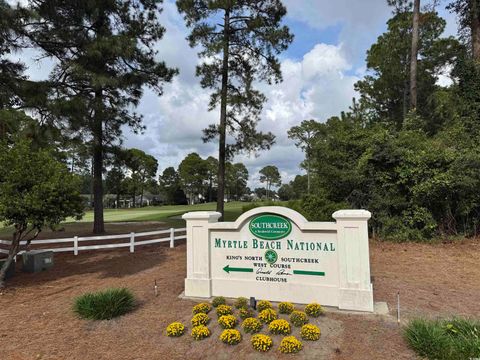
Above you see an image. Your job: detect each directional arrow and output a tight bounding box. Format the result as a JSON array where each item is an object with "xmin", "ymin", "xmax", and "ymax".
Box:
[
  {"xmin": 223, "ymin": 265, "xmax": 253, "ymax": 274},
  {"xmin": 293, "ymin": 270, "xmax": 325, "ymax": 276}
]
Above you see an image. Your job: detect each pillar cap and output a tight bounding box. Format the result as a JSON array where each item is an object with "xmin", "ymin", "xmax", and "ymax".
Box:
[
  {"xmin": 332, "ymin": 209, "xmax": 371, "ymax": 220},
  {"xmin": 182, "ymin": 211, "xmax": 222, "ymax": 221}
]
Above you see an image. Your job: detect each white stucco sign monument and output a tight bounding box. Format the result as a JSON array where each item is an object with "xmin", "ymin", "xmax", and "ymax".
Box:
[{"xmin": 182, "ymin": 206, "xmax": 374, "ymax": 312}]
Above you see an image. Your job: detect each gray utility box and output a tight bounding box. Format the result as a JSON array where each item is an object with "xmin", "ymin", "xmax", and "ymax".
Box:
[
  {"xmin": 0, "ymin": 259, "xmax": 15, "ymax": 279},
  {"xmin": 22, "ymin": 250, "xmax": 54, "ymax": 273}
]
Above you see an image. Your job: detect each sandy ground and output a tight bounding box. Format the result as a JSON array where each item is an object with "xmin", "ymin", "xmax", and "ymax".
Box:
[{"xmin": 1, "ymin": 239, "xmax": 479, "ymax": 360}]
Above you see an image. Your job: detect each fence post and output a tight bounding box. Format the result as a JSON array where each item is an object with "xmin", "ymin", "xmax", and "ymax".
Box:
[
  {"xmin": 130, "ymin": 232, "xmax": 135, "ymax": 253},
  {"xmin": 170, "ymin": 228, "xmax": 175, "ymax": 248},
  {"xmin": 74, "ymin": 236, "xmax": 78, "ymax": 256}
]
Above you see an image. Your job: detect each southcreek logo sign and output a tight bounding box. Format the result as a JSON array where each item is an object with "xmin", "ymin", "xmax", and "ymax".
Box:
[{"xmin": 249, "ymin": 214, "xmax": 292, "ymax": 240}]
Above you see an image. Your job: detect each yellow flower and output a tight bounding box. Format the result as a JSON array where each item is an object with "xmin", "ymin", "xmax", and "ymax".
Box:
[
  {"xmin": 258, "ymin": 308, "xmax": 277, "ymax": 323},
  {"xmin": 191, "ymin": 325, "xmax": 211, "ymax": 340},
  {"xmin": 216, "ymin": 304, "xmax": 233, "ymax": 317},
  {"xmin": 166, "ymin": 322, "xmax": 185, "ymax": 337},
  {"xmin": 192, "ymin": 302, "xmax": 212, "ymax": 314},
  {"xmin": 290, "ymin": 310, "xmax": 308, "ymax": 327},
  {"xmin": 191, "ymin": 313, "xmax": 210, "ymax": 327},
  {"xmin": 305, "ymin": 303, "xmax": 325, "ymax": 317},
  {"xmin": 241, "ymin": 317, "xmax": 262, "ymax": 333},
  {"xmin": 220, "ymin": 329, "xmax": 242, "ymax": 345},
  {"xmin": 218, "ymin": 314, "xmax": 237, "ymax": 329},
  {"xmin": 251, "ymin": 334, "xmax": 273, "ymax": 352},
  {"xmin": 257, "ymin": 300, "xmax": 273, "ymax": 312},
  {"xmin": 301, "ymin": 324, "xmax": 321, "ymax": 341},
  {"xmin": 279, "ymin": 336, "xmax": 303, "ymax": 353},
  {"xmin": 268, "ymin": 319, "xmax": 291, "ymax": 335},
  {"xmin": 278, "ymin": 302, "xmax": 295, "ymax": 314}
]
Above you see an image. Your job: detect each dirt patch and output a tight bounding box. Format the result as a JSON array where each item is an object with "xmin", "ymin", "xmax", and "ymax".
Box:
[{"xmin": 1, "ymin": 240, "xmax": 479, "ymax": 359}]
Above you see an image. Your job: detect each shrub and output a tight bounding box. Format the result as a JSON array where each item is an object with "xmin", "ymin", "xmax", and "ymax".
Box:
[
  {"xmin": 166, "ymin": 322, "xmax": 185, "ymax": 337},
  {"xmin": 305, "ymin": 303, "xmax": 324, "ymax": 317},
  {"xmin": 257, "ymin": 300, "xmax": 272, "ymax": 312},
  {"xmin": 191, "ymin": 313, "xmax": 210, "ymax": 327},
  {"xmin": 239, "ymin": 307, "xmax": 255, "ymax": 320},
  {"xmin": 258, "ymin": 308, "xmax": 278, "ymax": 324},
  {"xmin": 278, "ymin": 302, "xmax": 295, "ymax": 314},
  {"xmin": 216, "ymin": 304, "xmax": 233, "ymax": 317},
  {"xmin": 404, "ymin": 318, "xmax": 480, "ymax": 360},
  {"xmin": 269, "ymin": 319, "xmax": 291, "ymax": 335},
  {"xmin": 251, "ymin": 334, "xmax": 273, "ymax": 352},
  {"xmin": 73, "ymin": 288, "xmax": 135, "ymax": 320},
  {"xmin": 192, "ymin": 302, "xmax": 212, "ymax": 314},
  {"xmin": 279, "ymin": 336, "xmax": 303, "ymax": 353},
  {"xmin": 218, "ymin": 315, "xmax": 237, "ymax": 329},
  {"xmin": 290, "ymin": 311, "xmax": 308, "ymax": 327},
  {"xmin": 220, "ymin": 329, "xmax": 242, "ymax": 345},
  {"xmin": 191, "ymin": 325, "xmax": 211, "ymax": 340},
  {"xmin": 241, "ymin": 317, "xmax": 262, "ymax": 334},
  {"xmin": 212, "ymin": 296, "xmax": 226, "ymax": 307},
  {"xmin": 301, "ymin": 324, "xmax": 321, "ymax": 341},
  {"xmin": 234, "ymin": 297, "xmax": 249, "ymax": 309}
]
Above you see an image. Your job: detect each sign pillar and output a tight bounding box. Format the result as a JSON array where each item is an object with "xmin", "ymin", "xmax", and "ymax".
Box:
[
  {"xmin": 182, "ymin": 211, "xmax": 221, "ymax": 298},
  {"xmin": 333, "ymin": 210, "xmax": 374, "ymax": 312}
]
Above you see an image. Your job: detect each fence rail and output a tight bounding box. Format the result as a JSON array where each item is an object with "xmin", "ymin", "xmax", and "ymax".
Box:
[{"xmin": 0, "ymin": 227, "xmax": 186, "ymax": 257}]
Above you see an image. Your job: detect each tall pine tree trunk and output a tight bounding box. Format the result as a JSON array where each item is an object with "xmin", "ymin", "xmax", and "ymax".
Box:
[
  {"xmin": 473, "ymin": 0, "xmax": 480, "ymax": 61},
  {"xmin": 410, "ymin": 0, "xmax": 420, "ymax": 110},
  {"xmin": 92, "ymin": 89, "xmax": 105, "ymax": 234},
  {"xmin": 216, "ymin": 7, "xmax": 230, "ymax": 221}
]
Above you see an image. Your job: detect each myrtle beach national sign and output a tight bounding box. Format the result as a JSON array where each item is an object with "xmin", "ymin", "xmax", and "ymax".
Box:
[{"xmin": 182, "ymin": 207, "xmax": 374, "ymax": 312}]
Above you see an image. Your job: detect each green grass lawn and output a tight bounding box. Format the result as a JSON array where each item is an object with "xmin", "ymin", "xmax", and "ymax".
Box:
[
  {"xmin": 0, "ymin": 202, "xmax": 249, "ymax": 238},
  {"xmin": 72, "ymin": 201, "xmax": 247, "ymax": 224}
]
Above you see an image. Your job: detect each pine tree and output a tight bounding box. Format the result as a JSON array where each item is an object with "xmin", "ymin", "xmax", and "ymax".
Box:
[
  {"xmin": 177, "ymin": 0, "xmax": 293, "ymax": 219},
  {"xmin": 28, "ymin": 0, "xmax": 177, "ymax": 233}
]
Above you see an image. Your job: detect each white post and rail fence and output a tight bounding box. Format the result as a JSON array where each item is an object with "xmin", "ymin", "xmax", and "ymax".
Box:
[{"xmin": 0, "ymin": 227, "xmax": 187, "ymax": 258}]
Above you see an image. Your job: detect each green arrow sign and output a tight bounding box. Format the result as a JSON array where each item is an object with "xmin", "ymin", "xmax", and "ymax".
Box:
[
  {"xmin": 293, "ymin": 270, "xmax": 325, "ymax": 276},
  {"xmin": 223, "ymin": 265, "xmax": 253, "ymax": 274}
]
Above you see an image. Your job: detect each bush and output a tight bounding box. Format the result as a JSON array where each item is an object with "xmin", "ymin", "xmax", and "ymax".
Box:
[
  {"xmin": 258, "ymin": 308, "xmax": 278, "ymax": 324},
  {"xmin": 166, "ymin": 322, "xmax": 185, "ymax": 337},
  {"xmin": 404, "ymin": 318, "xmax": 480, "ymax": 360},
  {"xmin": 257, "ymin": 300, "xmax": 273, "ymax": 312},
  {"xmin": 234, "ymin": 297, "xmax": 249, "ymax": 309},
  {"xmin": 73, "ymin": 288, "xmax": 135, "ymax": 320},
  {"xmin": 239, "ymin": 307, "xmax": 255, "ymax": 320},
  {"xmin": 279, "ymin": 336, "xmax": 303, "ymax": 353},
  {"xmin": 191, "ymin": 313, "xmax": 210, "ymax": 327},
  {"xmin": 241, "ymin": 317, "xmax": 262, "ymax": 334},
  {"xmin": 268, "ymin": 319, "xmax": 291, "ymax": 335},
  {"xmin": 242, "ymin": 201, "xmax": 277, "ymax": 213},
  {"xmin": 220, "ymin": 329, "xmax": 242, "ymax": 345},
  {"xmin": 192, "ymin": 302, "xmax": 212, "ymax": 314},
  {"xmin": 251, "ymin": 334, "xmax": 273, "ymax": 352},
  {"xmin": 278, "ymin": 302, "xmax": 295, "ymax": 314},
  {"xmin": 212, "ymin": 296, "xmax": 226, "ymax": 307},
  {"xmin": 218, "ymin": 315, "xmax": 237, "ymax": 329},
  {"xmin": 305, "ymin": 303, "xmax": 324, "ymax": 317},
  {"xmin": 216, "ymin": 304, "xmax": 233, "ymax": 317},
  {"xmin": 290, "ymin": 311, "xmax": 308, "ymax": 327},
  {"xmin": 191, "ymin": 325, "xmax": 211, "ymax": 340},
  {"xmin": 301, "ymin": 324, "xmax": 321, "ymax": 341}
]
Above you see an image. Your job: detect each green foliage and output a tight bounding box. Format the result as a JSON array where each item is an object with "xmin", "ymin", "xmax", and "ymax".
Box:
[
  {"xmin": 258, "ymin": 309, "xmax": 277, "ymax": 324},
  {"xmin": 234, "ymin": 297, "xmax": 248, "ymax": 309},
  {"xmin": 212, "ymin": 296, "xmax": 226, "ymax": 308},
  {"xmin": 73, "ymin": 288, "xmax": 135, "ymax": 320},
  {"xmin": 404, "ymin": 318, "xmax": 480, "ymax": 360},
  {"xmin": 216, "ymin": 304, "xmax": 233, "ymax": 317},
  {"xmin": 239, "ymin": 307, "xmax": 256, "ymax": 320},
  {"xmin": 290, "ymin": 311, "xmax": 309, "ymax": 327},
  {"xmin": 259, "ymin": 166, "xmax": 281, "ymax": 200},
  {"xmin": 278, "ymin": 302, "xmax": 295, "ymax": 314},
  {"xmin": 191, "ymin": 313, "xmax": 210, "ymax": 327},
  {"xmin": 176, "ymin": 0, "xmax": 293, "ymax": 157}
]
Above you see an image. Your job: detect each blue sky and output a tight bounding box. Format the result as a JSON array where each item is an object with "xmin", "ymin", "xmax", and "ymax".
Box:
[{"xmin": 13, "ymin": 0, "xmax": 459, "ymax": 189}]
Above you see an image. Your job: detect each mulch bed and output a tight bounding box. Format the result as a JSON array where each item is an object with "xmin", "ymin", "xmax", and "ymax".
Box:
[{"xmin": 1, "ymin": 239, "xmax": 479, "ymax": 359}]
